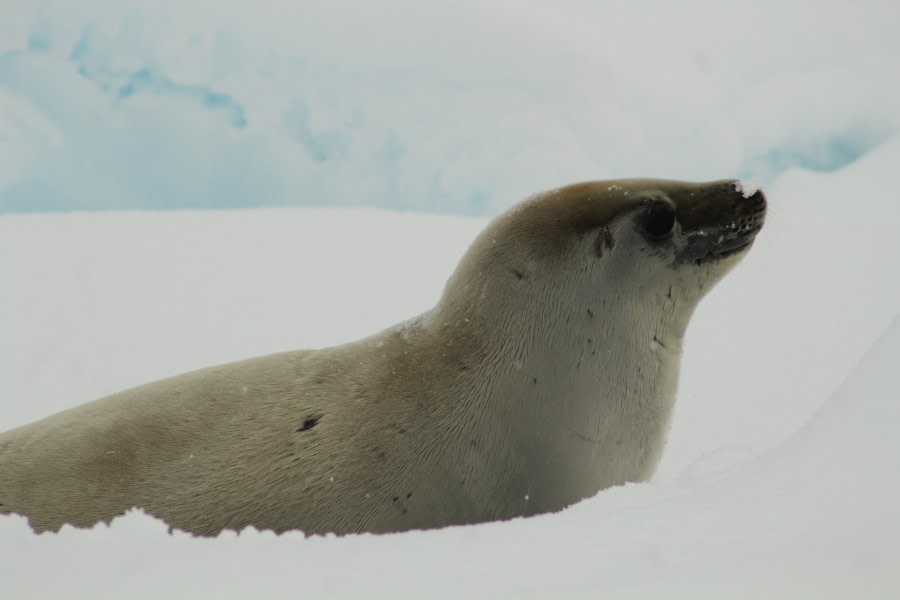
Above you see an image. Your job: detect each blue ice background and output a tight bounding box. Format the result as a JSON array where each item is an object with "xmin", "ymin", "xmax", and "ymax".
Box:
[{"xmin": 2, "ymin": 1, "xmax": 899, "ymax": 215}]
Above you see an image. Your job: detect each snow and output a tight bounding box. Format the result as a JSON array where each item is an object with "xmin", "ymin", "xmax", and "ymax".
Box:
[
  {"xmin": 733, "ymin": 179, "xmax": 762, "ymax": 198},
  {"xmin": 2, "ymin": 0, "xmax": 900, "ymax": 597},
  {"xmin": 2, "ymin": 0, "xmax": 900, "ymax": 214}
]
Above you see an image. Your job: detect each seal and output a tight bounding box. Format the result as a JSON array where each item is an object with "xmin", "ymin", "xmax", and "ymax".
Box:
[{"xmin": 0, "ymin": 178, "xmax": 765, "ymax": 536}]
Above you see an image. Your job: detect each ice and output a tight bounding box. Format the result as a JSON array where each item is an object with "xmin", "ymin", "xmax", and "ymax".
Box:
[
  {"xmin": 2, "ymin": 1, "xmax": 900, "ymax": 597},
  {"xmin": 1, "ymin": 0, "xmax": 899, "ymax": 214}
]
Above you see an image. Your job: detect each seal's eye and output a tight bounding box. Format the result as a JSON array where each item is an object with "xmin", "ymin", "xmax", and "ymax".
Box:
[{"xmin": 638, "ymin": 203, "xmax": 676, "ymax": 241}]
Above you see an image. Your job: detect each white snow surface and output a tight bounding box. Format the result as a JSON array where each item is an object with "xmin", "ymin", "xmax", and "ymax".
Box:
[
  {"xmin": 3, "ymin": 1, "xmax": 900, "ymax": 597},
  {"xmin": 3, "ymin": 141, "xmax": 900, "ymax": 598}
]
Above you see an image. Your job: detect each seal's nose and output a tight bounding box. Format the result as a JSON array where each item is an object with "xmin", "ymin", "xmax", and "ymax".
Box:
[
  {"xmin": 728, "ymin": 180, "xmax": 767, "ymax": 212},
  {"xmin": 674, "ymin": 180, "xmax": 767, "ymax": 265}
]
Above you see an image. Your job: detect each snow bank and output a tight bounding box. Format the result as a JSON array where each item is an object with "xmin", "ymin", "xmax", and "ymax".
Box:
[
  {"xmin": 2, "ymin": 0, "xmax": 899, "ymax": 214},
  {"xmin": 2, "ymin": 136, "xmax": 899, "ymax": 598},
  {"xmin": 2, "ymin": 1, "xmax": 899, "ymax": 597},
  {"xmin": 2, "ymin": 315, "xmax": 897, "ymax": 599}
]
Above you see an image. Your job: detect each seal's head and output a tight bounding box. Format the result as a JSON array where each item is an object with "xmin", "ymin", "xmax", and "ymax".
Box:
[
  {"xmin": 438, "ymin": 178, "xmax": 765, "ymax": 332},
  {"xmin": 429, "ymin": 179, "xmax": 766, "ymax": 505}
]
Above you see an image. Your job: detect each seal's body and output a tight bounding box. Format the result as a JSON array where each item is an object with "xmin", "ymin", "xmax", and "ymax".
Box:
[{"xmin": 0, "ymin": 179, "xmax": 765, "ymax": 535}]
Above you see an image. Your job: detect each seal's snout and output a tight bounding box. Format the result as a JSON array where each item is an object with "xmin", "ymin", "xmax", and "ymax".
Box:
[
  {"xmin": 733, "ymin": 181, "xmax": 767, "ymax": 217},
  {"xmin": 709, "ymin": 185, "xmax": 766, "ymax": 262},
  {"xmin": 732, "ymin": 186, "xmax": 766, "ymax": 230},
  {"xmin": 676, "ymin": 180, "xmax": 766, "ymax": 266},
  {"xmin": 715, "ymin": 179, "xmax": 767, "ymax": 232},
  {"xmin": 733, "ymin": 182, "xmax": 767, "ymax": 233}
]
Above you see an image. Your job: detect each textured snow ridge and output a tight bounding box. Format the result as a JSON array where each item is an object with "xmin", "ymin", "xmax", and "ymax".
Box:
[{"xmin": 1, "ymin": 0, "xmax": 899, "ymax": 214}]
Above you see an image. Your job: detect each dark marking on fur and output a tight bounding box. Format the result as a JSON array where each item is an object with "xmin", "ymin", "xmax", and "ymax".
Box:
[
  {"xmin": 653, "ymin": 336, "xmax": 667, "ymax": 349},
  {"xmin": 510, "ymin": 267, "xmax": 526, "ymax": 280},
  {"xmin": 391, "ymin": 496, "xmax": 408, "ymax": 514},
  {"xmin": 586, "ymin": 307, "xmax": 594, "ymax": 318},
  {"xmin": 296, "ymin": 415, "xmax": 322, "ymax": 432},
  {"xmin": 568, "ymin": 427, "xmax": 601, "ymax": 444},
  {"xmin": 388, "ymin": 423, "xmax": 407, "ymax": 434},
  {"xmin": 594, "ymin": 226, "xmax": 615, "ymax": 257}
]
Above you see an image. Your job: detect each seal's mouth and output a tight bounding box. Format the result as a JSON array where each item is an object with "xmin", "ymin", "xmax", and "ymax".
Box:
[
  {"xmin": 679, "ymin": 214, "xmax": 765, "ymax": 266},
  {"xmin": 694, "ymin": 223, "xmax": 763, "ymax": 265},
  {"xmin": 677, "ymin": 185, "xmax": 767, "ymax": 266}
]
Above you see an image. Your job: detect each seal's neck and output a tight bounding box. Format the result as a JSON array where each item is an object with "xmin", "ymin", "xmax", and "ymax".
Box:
[{"xmin": 427, "ymin": 274, "xmax": 696, "ymax": 511}]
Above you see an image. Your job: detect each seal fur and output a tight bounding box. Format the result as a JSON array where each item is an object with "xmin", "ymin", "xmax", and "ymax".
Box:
[{"xmin": 0, "ymin": 178, "xmax": 766, "ymax": 535}]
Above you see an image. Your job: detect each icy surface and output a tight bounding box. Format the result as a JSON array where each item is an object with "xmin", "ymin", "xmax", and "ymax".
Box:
[
  {"xmin": 1, "ymin": 0, "xmax": 899, "ymax": 214},
  {"xmin": 2, "ymin": 139, "xmax": 900, "ymax": 597},
  {"xmin": 2, "ymin": 1, "xmax": 900, "ymax": 597}
]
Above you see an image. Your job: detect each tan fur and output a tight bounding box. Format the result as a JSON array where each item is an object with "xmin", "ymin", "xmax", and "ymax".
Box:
[{"xmin": 0, "ymin": 178, "xmax": 765, "ymax": 535}]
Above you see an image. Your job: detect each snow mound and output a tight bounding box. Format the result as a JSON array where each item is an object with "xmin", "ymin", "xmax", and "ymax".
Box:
[
  {"xmin": 3, "ymin": 317, "xmax": 897, "ymax": 599},
  {"xmin": 2, "ymin": 0, "xmax": 899, "ymax": 213},
  {"xmin": 2, "ymin": 1, "xmax": 899, "ymax": 596},
  {"xmin": 3, "ymin": 137, "xmax": 900, "ymax": 595}
]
